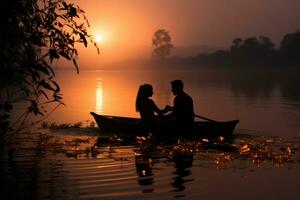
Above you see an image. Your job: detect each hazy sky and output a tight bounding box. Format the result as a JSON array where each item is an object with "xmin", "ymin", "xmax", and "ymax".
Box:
[{"xmin": 70, "ymin": 0, "xmax": 300, "ymax": 65}]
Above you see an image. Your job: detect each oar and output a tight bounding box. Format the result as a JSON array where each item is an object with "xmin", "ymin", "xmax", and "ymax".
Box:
[{"xmin": 194, "ymin": 114, "xmax": 217, "ymax": 122}]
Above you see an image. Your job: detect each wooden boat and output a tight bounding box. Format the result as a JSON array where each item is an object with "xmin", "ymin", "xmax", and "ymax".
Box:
[{"xmin": 90, "ymin": 112, "xmax": 239, "ymax": 138}]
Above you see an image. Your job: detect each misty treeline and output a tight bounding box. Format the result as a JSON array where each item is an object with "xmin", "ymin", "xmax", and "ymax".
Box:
[
  {"xmin": 0, "ymin": 0, "xmax": 98, "ymax": 134},
  {"xmin": 166, "ymin": 31, "xmax": 300, "ymax": 67}
]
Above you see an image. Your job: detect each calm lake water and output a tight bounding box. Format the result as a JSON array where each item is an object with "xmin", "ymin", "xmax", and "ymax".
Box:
[
  {"xmin": 3, "ymin": 67, "xmax": 300, "ymax": 200},
  {"xmin": 49, "ymin": 67, "xmax": 300, "ymax": 138},
  {"xmin": 2, "ymin": 130, "xmax": 300, "ymax": 200}
]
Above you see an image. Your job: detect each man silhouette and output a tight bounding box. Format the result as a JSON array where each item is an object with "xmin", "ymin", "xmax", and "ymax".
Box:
[{"xmin": 164, "ymin": 80, "xmax": 194, "ymax": 130}]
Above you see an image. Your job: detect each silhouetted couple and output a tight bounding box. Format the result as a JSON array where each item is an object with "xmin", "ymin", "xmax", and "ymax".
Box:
[{"xmin": 135, "ymin": 80, "xmax": 194, "ymax": 133}]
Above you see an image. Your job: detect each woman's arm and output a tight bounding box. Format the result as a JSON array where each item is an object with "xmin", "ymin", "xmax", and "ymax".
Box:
[
  {"xmin": 160, "ymin": 105, "xmax": 173, "ymax": 115},
  {"xmin": 150, "ymin": 100, "xmax": 169, "ymax": 115}
]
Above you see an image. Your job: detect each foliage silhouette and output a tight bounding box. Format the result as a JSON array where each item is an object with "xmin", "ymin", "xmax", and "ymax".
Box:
[
  {"xmin": 280, "ymin": 31, "xmax": 300, "ymax": 64},
  {"xmin": 229, "ymin": 36, "xmax": 276, "ymax": 65},
  {"xmin": 0, "ymin": 0, "xmax": 99, "ymax": 134}
]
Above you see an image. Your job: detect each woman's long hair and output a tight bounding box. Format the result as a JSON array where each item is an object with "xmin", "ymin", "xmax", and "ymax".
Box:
[{"xmin": 136, "ymin": 84, "xmax": 152, "ymax": 112}]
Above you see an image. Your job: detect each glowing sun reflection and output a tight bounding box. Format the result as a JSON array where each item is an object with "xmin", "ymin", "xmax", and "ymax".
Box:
[{"xmin": 96, "ymin": 79, "xmax": 103, "ymax": 114}]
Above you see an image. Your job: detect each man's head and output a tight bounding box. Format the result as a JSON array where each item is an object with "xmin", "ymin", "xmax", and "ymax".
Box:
[{"xmin": 171, "ymin": 80, "xmax": 184, "ymax": 95}]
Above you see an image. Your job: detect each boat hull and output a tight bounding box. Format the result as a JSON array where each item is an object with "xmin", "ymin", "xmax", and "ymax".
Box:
[{"xmin": 90, "ymin": 112, "xmax": 239, "ymax": 138}]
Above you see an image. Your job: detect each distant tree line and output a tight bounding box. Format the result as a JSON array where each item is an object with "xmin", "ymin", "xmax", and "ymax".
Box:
[
  {"xmin": 199, "ymin": 31, "xmax": 300, "ymax": 66},
  {"xmin": 165, "ymin": 31, "xmax": 300, "ymax": 67}
]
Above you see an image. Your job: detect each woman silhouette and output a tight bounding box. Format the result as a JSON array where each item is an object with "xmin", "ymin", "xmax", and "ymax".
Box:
[{"xmin": 135, "ymin": 84, "xmax": 164, "ymax": 131}]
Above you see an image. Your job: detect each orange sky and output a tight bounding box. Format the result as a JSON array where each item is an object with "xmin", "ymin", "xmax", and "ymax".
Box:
[{"xmin": 66, "ymin": 0, "xmax": 300, "ymax": 67}]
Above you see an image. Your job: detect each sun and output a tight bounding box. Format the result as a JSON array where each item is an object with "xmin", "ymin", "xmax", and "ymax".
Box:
[{"xmin": 95, "ymin": 35, "xmax": 103, "ymax": 43}]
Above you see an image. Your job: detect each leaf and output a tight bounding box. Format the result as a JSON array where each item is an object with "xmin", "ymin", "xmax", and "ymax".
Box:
[
  {"xmin": 28, "ymin": 100, "xmax": 44, "ymax": 116},
  {"xmin": 33, "ymin": 64, "xmax": 49, "ymax": 75},
  {"xmin": 53, "ymin": 94, "xmax": 64, "ymax": 104},
  {"xmin": 72, "ymin": 58, "xmax": 79, "ymax": 74},
  {"xmin": 51, "ymin": 80, "xmax": 60, "ymax": 93},
  {"xmin": 79, "ymin": 33, "xmax": 87, "ymax": 47},
  {"xmin": 28, "ymin": 66, "xmax": 39, "ymax": 82},
  {"xmin": 62, "ymin": 1, "xmax": 68, "ymax": 9},
  {"xmin": 42, "ymin": 61, "xmax": 55, "ymax": 76},
  {"xmin": 69, "ymin": 6, "xmax": 77, "ymax": 17},
  {"xmin": 59, "ymin": 50, "xmax": 71, "ymax": 60},
  {"xmin": 49, "ymin": 49, "xmax": 60, "ymax": 61},
  {"xmin": 40, "ymin": 89, "xmax": 49, "ymax": 100},
  {"xmin": 54, "ymin": 95, "xmax": 63, "ymax": 100},
  {"xmin": 41, "ymin": 81, "xmax": 56, "ymax": 91}
]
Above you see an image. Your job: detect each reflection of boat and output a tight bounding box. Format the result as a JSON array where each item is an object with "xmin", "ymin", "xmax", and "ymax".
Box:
[
  {"xmin": 90, "ymin": 112, "xmax": 239, "ymax": 137},
  {"xmin": 173, "ymin": 152, "xmax": 194, "ymax": 169}
]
